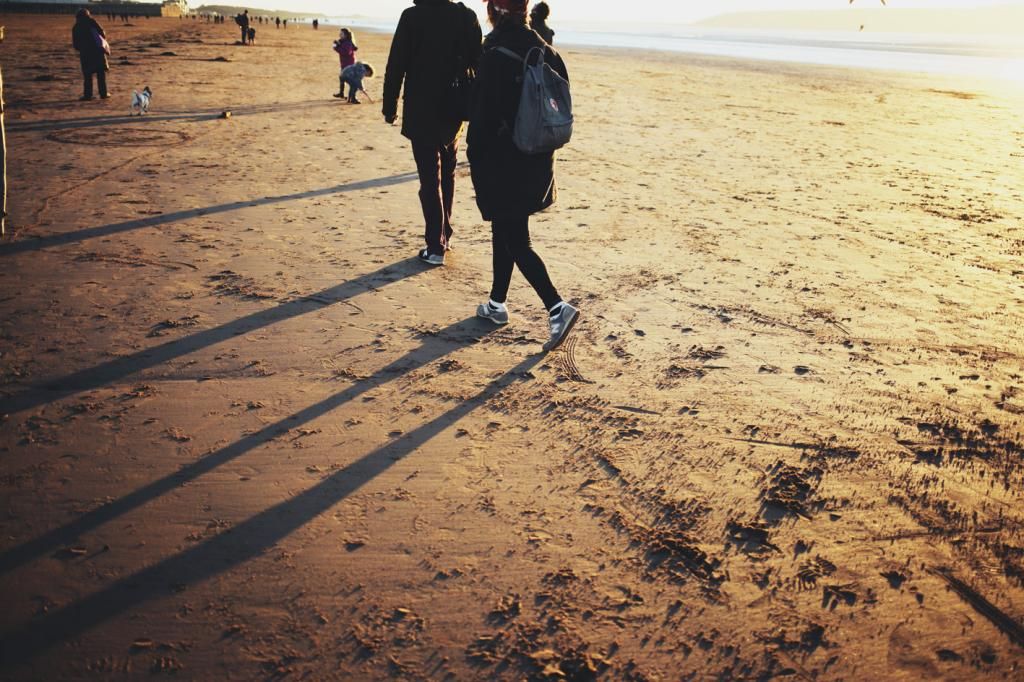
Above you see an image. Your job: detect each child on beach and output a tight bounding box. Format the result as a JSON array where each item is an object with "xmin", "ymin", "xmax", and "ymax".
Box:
[
  {"xmin": 332, "ymin": 28, "xmax": 357, "ymax": 99},
  {"xmin": 247, "ymin": 27, "xmax": 256, "ymax": 45},
  {"xmin": 340, "ymin": 62, "xmax": 374, "ymax": 104}
]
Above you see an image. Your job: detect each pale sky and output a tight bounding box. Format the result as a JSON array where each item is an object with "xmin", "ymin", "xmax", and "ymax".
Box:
[{"xmin": 216, "ymin": 0, "xmax": 1024, "ymax": 24}]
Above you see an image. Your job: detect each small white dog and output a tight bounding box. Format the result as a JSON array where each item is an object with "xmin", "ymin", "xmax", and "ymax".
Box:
[{"xmin": 130, "ymin": 86, "xmax": 152, "ymax": 115}]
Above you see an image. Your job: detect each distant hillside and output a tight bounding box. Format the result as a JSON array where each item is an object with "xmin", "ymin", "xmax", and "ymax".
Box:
[
  {"xmin": 194, "ymin": 5, "xmax": 326, "ymax": 19},
  {"xmin": 697, "ymin": 5, "xmax": 1024, "ymax": 35}
]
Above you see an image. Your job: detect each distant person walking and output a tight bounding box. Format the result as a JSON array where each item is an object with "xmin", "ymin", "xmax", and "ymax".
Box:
[
  {"xmin": 468, "ymin": 0, "xmax": 578, "ymax": 351},
  {"xmin": 529, "ymin": 1, "xmax": 554, "ymax": 44},
  {"xmin": 313, "ymin": 19, "xmax": 319, "ymax": 30},
  {"xmin": 71, "ymin": 9, "xmax": 110, "ymax": 101},
  {"xmin": 235, "ymin": 9, "xmax": 249, "ymax": 44},
  {"xmin": 276, "ymin": 17, "xmax": 281, "ymax": 29},
  {"xmin": 332, "ymin": 28, "xmax": 357, "ymax": 99},
  {"xmin": 382, "ymin": 0, "xmax": 482, "ymax": 265}
]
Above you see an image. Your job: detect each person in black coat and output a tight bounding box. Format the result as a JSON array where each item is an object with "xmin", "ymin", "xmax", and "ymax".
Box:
[
  {"xmin": 236, "ymin": 10, "xmax": 250, "ymax": 45},
  {"xmin": 467, "ymin": 0, "xmax": 579, "ymax": 352},
  {"xmin": 529, "ymin": 2, "xmax": 554, "ymax": 45},
  {"xmin": 383, "ymin": 0, "xmax": 482, "ymax": 265},
  {"xmin": 71, "ymin": 9, "xmax": 109, "ymax": 101}
]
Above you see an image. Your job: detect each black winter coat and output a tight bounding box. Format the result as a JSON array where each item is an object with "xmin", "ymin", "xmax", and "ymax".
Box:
[
  {"xmin": 382, "ymin": 0, "xmax": 482, "ymax": 144},
  {"xmin": 72, "ymin": 16, "xmax": 108, "ymax": 75},
  {"xmin": 467, "ymin": 22, "xmax": 568, "ymax": 221}
]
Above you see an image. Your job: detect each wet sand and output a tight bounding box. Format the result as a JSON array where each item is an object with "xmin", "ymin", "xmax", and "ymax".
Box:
[{"xmin": 1, "ymin": 13, "xmax": 1023, "ymax": 680}]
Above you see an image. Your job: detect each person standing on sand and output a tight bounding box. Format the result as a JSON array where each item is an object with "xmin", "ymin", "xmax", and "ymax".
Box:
[
  {"xmin": 236, "ymin": 10, "xmax": 249, "ymax": 45},
  {"xmin": 332, "ymin": 28, "xmax": 358, "ymax": 99},
  {"xmin": 382, "ymin": 0, "xmax": 482, "ymax": 266},
  {"xmin": 529, "ymin": 1, "xmax": 554, "ymax": 44},
  {"xmin": 71, "ymin": 9, "xmax": 110, "ymax": 101},
  {"xmin": 468, "ymin": 0, "xmax": 579, "ymax": 351}
]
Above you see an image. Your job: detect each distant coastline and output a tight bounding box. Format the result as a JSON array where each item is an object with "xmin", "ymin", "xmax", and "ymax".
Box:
[{"xmin": 696, "ymin": 5, "xmax": 1024, "ymax": 35}]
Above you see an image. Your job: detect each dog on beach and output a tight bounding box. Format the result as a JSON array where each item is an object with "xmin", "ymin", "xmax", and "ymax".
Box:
[{"xmin": 130, "ymin": 86, "xmax": 152, "ymax": 115}]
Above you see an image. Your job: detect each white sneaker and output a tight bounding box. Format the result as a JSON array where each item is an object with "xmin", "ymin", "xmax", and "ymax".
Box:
[
  {"xmin": 543, "ymin": 303, "xmax": 579, "ymax": 352},
  {"xmin": 418, "ymin": 248, "xmax": 444, "ymax": 266},
  {"xmin": 476, "ymin": 302, "xmax": 509, "ymax": 325}
]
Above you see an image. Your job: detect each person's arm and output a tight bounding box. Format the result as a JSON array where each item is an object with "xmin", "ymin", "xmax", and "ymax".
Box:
[
  {"xmin": 382, "ymin": 10, "xmax": 412, "ymax": 123},
  {"xmin": 548, "ymin": 47, "xmax": 568, "ymax": 83},
  {"xmin": 469, "ymin": 51, "xmax": 504, "ymax": 146},
  {"xmin": 462, "ymin": 11, "xmax": 483, "ymax": 74}
]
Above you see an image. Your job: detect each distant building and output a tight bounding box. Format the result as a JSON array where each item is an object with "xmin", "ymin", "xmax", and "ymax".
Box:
[{"xmin": 160, "ymin": 0, "xmax": 189, "ymax": 17}]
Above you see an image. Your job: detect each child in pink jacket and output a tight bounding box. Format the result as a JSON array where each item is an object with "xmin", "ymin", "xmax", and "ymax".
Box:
[{"xmin": 332, "ymin": 28, "xmax": 357, "ymax": 99}]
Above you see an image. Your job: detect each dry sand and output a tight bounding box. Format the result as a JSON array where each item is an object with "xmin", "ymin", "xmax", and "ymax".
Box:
[{"xmin": 1, "ymin": 13, "xmax": 1023, "ymax": 680}]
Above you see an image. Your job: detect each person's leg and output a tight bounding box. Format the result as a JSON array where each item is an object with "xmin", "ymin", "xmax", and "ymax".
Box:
[
  {"xmin": 489, "ymin": 219, "xmax": 516, "ymax": 305},
  {"xmin": 96, "ymin": 68, "xmax": 108, "ymax": 98},
  {"xmin": 439, "ymin": 140, "xmax": 457, "ymax": 246},
  {"xmin": 502, "ymin": 214, "xmax": 562, "ymax": 310},
  {"xmin": 82, "ymin": 70, "xmax": 93, "ymax": 99},
  {"xmin": 335, "ymin": 76, "xmax": 344, "ymax": 98},
  {"xmin": 411, "ymin": 140, "xmax": 445, "ymax": 256}
]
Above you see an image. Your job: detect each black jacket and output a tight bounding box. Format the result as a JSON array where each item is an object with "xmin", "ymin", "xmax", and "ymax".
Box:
[
  {"xmin": 382, "ymin": 0, "xmax": 482, "ymax": 144},
  {"xmin": 72, "ymin": 16, "xmax": 108, "ymax": 74},
  {"xmin": 467, "ymin": 22, "xmax": 568, "ymax": 221}
]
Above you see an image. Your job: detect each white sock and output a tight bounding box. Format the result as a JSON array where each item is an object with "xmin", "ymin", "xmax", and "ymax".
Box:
[{"xmin": 488, "ymin": 299, "xmax": 507, "ymax": 312}]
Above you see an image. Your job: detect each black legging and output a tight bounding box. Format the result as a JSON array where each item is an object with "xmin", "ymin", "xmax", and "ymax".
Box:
[{"xmin": 490, "ymin": 214, "xmax": 561, "ymax": 310}]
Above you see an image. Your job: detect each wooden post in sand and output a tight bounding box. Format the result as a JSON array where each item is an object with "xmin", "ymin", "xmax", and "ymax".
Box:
[
  {"xmin": 1, "ymin": 26, "xmax": 6, "ymax": 237},
  {"xmin": 1, "ymin": 64, "xmax": 7, "ymax": 237}
]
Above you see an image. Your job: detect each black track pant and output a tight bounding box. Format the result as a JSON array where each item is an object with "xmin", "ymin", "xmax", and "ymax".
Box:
[{"xmin": 489, "ymin": 214, "xmax": 561, "ymax": 311}]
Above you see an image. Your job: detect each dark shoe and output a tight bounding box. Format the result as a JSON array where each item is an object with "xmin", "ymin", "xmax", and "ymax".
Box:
[
  {"xmin": 79, "ymin": 95, "xmax": 94, "ymax": 101},
  {"xmin": 99, "ymin": 93, "xmax": 111, "ymax": 99},
  {"xmin": 333, "ymin": 92, "xmax": 343, "ymax": 98}
]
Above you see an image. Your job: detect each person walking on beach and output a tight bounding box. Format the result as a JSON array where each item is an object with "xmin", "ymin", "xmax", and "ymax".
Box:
[
  {"xmin": 468, "ymin": 0, "xmax": 579, "ymax": 351},
  {"xmin": 333, "ymin": 28, "xmax": 357, "ymax": 99},
  {"xmin": 382, "ymin": 0, "xmax": 482, "ymax": 266},
  {"xmin": 71, "ymin": 9, "xmax": 110, "ymax": 101},
  {"xmin": 529, "ymin": 2, "xmax": 554, "ymax": 44}
]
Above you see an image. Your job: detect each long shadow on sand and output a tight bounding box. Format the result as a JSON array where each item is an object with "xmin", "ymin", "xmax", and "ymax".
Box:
[
  {"xmin": 5, "ymin": 99, "xmax": 341, "ymax": 135},
  {"xmin": 0, "ymin": 345, "xmax": 543, "ymax": 670},
  {"xmin": 0, "ymin": 316, "xmax": 503, "ymax": 575},
  {"xmin": 1, "ymin": 170, "xmax": 422, "ymax": 254},
  {"xmin": 0, "ymin": 257, "xmax": 424, "ymax": 416}
]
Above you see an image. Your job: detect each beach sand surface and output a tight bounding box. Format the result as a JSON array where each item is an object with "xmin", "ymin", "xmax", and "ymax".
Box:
[{"xmin": 1, "ymin": 13, "xmax": 1023, "ymax": 680}]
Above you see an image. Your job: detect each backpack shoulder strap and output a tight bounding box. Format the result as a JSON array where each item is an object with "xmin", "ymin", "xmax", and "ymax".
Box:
[{"xmin": 492, "ymin": 46, "xmax": 524, "ymax": 63}]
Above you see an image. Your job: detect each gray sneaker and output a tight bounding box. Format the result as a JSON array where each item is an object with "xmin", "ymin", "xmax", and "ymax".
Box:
[
  {"xmin": 543, "ymin": 303, "xmax": 579, "ymax": 352},
  {"xmin": 476, "ymin": 302, "xmax": 509, "ymax": 326},
  {"xmin": 418, "ymin": 248, "xmax": 445, "ymax": 266}
]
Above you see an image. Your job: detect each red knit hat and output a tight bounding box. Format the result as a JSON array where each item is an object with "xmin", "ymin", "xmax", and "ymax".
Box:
[{"xmin": 487, "ymin": 0, "xmax": 528, "ymax": 14}]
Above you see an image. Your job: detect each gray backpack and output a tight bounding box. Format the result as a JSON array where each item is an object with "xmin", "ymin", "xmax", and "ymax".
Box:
[{"xmin": 493, "ymin": 45, "xmax": 573, "ymax": 155}]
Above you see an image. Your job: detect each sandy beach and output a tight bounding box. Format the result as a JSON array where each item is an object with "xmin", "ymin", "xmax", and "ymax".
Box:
[{"xmin": 1, "ymin": 12, "xmax": 1023, "ymax": 679}]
